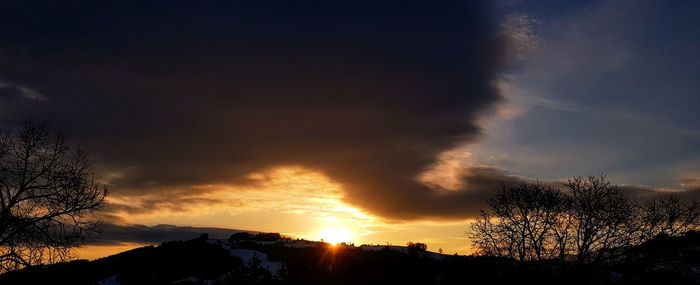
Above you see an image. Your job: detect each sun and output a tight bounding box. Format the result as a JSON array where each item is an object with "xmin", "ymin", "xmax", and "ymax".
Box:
[{"xmin": 318, "ymin": 227, "xmax": 354, "ymax": 245}]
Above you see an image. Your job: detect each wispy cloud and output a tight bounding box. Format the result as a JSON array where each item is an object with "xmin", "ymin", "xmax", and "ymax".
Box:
[
  {"xmin": 511, "ymin": 93, "xmax": 700, "ymax": 138},
  {"xmin": 0, "ymin": 77, "xmax": 47, "ymax": 101}
]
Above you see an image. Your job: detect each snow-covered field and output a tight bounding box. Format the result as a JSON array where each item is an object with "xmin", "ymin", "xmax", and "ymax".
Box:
[
  {"xmin": 94, "ymin": 274, "xmax": 119, "ymax": 285},
  {"xmin": 229, "ymin": 249, "xmax": 284, "ymax": 275}
]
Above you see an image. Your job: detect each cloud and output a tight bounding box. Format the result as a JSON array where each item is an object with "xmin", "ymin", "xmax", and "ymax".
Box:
[
  {"xmin": 619, "ymin": 184, "xmax": 700, "ymax": 202},
  {"xmin": 501, "ymin": 13, "xmax": 540, "ymax": 61},
  {"xmin": 0, "ymin": 1, "xmax": 515, "ymax": 220},
  {"xmin": 91, "ymin": 177, "xmax": 700, "ymax": 247},
  {"xmin": 0, "ymin": 78, "xmax": 46, "ymax": 101},
  {"xmin": 88, "ymin": 223, "xmax": 251, "ymax": 246},
  {"xmin": 468, "ymin": 0, "xmax": 700, "ymax": 185},
  {"xmin": 104, "ymin": 195, "xmax": 226, "ymax": 216},
  {"xmin": 0, "ymin": 77, "xmax": 47, "ymax": 122}
]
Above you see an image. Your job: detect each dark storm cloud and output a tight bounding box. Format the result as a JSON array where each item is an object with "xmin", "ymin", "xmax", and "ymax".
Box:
[
  {"xmin": 104, "ymin": 196, "xmax": 226, "ymax": 215},
  {"xmin": 0, "ymin": 1, "xmax": 509, "ymax": 219}
]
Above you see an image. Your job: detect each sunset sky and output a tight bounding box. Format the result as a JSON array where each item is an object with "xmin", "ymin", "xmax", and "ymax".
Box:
[{"xmin": 1, "ymin": 0, "xmax": 699, "ymax": 258}]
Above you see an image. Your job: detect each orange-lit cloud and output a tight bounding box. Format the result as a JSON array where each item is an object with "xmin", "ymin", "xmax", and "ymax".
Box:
[
  {"xmin": 96, "ymin": 166, "xmax": 493, "ymax": 257},
  {"xmin": 0, "ymin": 1, "xmax": 512, "ymax": 222},
  {"xmin": 5, "ymin": 0, "xmax": 698, "ymax": 262}
]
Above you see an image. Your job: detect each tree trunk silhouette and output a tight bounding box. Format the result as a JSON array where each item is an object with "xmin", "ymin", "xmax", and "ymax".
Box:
[{"xmin": 0, "ymin": 120, "xmax": 107, "ymax": 272}]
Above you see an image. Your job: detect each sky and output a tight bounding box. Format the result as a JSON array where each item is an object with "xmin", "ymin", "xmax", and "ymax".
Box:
[{"xmin": 1, "ymin": 0, "xmax": 699, "ymax": 258}]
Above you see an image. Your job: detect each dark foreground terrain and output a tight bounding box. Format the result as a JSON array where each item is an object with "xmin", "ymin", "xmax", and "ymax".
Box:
[{"xmin": 2, "ymin": 232, "xmax": 700, "ymax": 285}]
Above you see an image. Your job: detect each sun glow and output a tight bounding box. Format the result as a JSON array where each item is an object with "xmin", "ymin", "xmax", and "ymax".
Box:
[
  {"xmin": 318, "ymin": 227, "xmax": 354, "ymax": 245},
  {"xmin": 78, "ymin": 166, "xmax": 476, "ymax": 260}
]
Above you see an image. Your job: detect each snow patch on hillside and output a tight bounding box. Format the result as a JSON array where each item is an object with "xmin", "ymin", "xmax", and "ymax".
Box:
[
  {"xmin": 93, "ymin": 274, "xmax": 119, "ymax": 285},
  {"xmin": 229, "ymin": 249, "xmax": 284, "ymax": 275}
]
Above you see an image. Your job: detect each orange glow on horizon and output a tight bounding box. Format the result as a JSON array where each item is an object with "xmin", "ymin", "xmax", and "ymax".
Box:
[
  {"xmin": 317, "ymin": 226, "xmax": 354, "ymax": 245},
  {"xmin": 84, "ymin": 166, "xmax": 475, "ymax": 260}
]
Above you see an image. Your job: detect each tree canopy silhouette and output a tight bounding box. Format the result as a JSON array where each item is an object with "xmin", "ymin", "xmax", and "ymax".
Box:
[
  {"xmin": 468, "ymin": 181, "xmax": 567, "ymax": 261},
  {"xmin": 0, "ymin": 120, "xmax": 107, "ymax": 272},
  {"xmin": 469, "ymin": 175, "xmax": 700, "ymax": 264}
]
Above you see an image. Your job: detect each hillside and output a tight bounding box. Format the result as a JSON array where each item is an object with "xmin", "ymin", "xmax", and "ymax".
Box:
[{"xmin": 2, "ymin": 232, "xmax": 700, "ymax": 285}]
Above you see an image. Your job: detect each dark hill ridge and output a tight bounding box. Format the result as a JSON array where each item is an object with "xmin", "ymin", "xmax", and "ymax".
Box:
[
  {"xmin": 2, "ymin": 232, "xmax": 700, "ymax": 285},
  {"xmin": 0, "ymin": 235, "xmax": 239, "ymax": 285}
]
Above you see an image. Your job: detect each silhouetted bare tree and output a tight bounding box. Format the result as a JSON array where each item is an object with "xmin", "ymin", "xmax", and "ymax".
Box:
[
  {"xmin": 469, "ymin": 174, "xmax": 700, "ymax": 264},
  {"xmin": 0, "ymin": 120, "xmax": 107, "ymax": 272},
  {"xmin": 468, "ymin": 182, "xmax": 566, "ymax": 261},
  {"xmin": 549, "ymin": 194, "xmax": 574, "ymax": 261},
  {"xmin": 563, "ymin": 175, "xmax": 638, "ymax": 264},
  {"xmin": 640, "ymin": 194, "xmax": 700, "ymax": 240}
]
